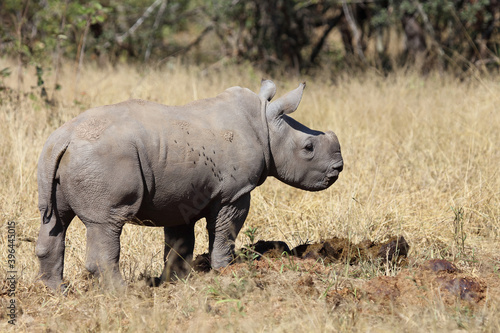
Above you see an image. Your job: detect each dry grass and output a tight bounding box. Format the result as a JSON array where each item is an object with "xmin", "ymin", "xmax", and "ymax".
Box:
[{"xmin": 1, "ymin": 59, "xmax": 499, "ymax": 332}]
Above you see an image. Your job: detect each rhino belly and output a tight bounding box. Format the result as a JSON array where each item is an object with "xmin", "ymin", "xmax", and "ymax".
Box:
[{"xmin": 134, "ymin": 198, "xmax": 210, "ymax": 227}]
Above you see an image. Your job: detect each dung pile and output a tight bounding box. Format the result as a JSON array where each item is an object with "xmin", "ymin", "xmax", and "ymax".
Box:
[
  {"xmin": 193, "ymin": 235, "xmax": 410, "ymax": 271},
  {"xmin": 245, "ymin": 235, "xmax": 409, "ymax": 264}
]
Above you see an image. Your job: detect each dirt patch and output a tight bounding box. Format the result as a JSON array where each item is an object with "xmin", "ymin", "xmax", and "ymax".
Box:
[
  {"xmin": 363, "ymin": 260, "xmax": 487, "ymax": 306},
  {"xmin": 192, "ymin": 236, "xmax": 493, "ymax": 310}
]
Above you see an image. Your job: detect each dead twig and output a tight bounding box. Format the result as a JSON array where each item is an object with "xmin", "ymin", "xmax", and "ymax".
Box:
[{"xmin": 74, "ymin": 17, "xmax": 91, "ymax": 100}]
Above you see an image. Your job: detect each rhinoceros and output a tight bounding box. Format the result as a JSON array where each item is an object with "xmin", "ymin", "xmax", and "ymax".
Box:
[{"xmin": 36, "ymin": 79, "xmax": 343, "ymax": 290}]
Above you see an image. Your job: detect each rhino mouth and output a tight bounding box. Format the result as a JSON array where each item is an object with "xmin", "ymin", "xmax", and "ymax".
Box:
[
  {"xmin": 324, "ymin": 171, "xmax": 339, "ymax": 186},
  {"xmin": 298, "ymin": 172, "xmax": 340, "ymax": 192},
  {"xmin": 322, "ymin": 163, "xmax": 342, "ymax": 188}
]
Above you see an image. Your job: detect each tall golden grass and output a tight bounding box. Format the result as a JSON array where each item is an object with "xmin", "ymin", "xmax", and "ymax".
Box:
[{"xmin": 1, "ymin": 58, "xmax": 499, "ymax": 331}]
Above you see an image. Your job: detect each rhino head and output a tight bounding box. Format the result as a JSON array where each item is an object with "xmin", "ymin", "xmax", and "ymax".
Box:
[{"xmin": 260, "ymin": 80, "xmax": 343, "ymax": 191}]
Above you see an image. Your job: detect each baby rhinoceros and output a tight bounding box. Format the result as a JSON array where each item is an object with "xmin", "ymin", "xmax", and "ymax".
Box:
[{"xmin": 36, "ymin": 79, "xmax": 343, "ymax": 290}]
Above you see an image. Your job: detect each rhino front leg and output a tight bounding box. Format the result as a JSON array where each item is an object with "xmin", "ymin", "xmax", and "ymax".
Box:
[
  {"xmin": 160, "ymin": 223, "xmax": 195, "ymax": 282},
  {"xmin": 207, "ymin": 193, "xmax": 250, "ymax": 269},
  {"xmin": 84, "ymin": 222, "xmax": 124, "ymax": 288}
]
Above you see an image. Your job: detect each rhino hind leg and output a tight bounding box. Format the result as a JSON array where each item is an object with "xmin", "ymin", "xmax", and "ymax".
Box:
[
  {"xmin": 207, "ymin": 193, "xmax": 250, "ymax": 269},
  {"xmin": 160, "ymin": 224, "xmax": 195, "ymax": 283},
  {"xmin": 83, "ymin": 222, "xmax": 124, "ymax": 288},
  {"xmin": 36, "ymin": 194, "xmax": 75, "ymax": 291}
]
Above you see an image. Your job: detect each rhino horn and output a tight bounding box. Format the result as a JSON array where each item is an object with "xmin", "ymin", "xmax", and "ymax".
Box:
[
  {"xmin": 259, "ymin": 79, "xmax": 277, "ymax": 101},
  {"xmin": 267, "ymin": 82, "xmax": 306, "ymax": 120}
]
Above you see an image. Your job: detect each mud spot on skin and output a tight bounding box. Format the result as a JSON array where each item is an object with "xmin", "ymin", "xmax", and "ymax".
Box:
[
  {"xmin": 223, "ymin": 131, "xmax": 234, "ymax": 142},
  {"xmin": 186, "ymin": 146, "xmax": 199, "ymax": 167},
  {"xmin": 75, "ymin": 117, "xmax": 109, "ymax": 141},
  {"xmin": 175, "ymin": 121, "xmax": 189, "ymax": 131}
]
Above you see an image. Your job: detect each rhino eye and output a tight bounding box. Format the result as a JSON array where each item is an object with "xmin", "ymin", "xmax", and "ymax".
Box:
[{"xmin": 304, "ymin": 142, "xmax": 314, "ymax": 152}]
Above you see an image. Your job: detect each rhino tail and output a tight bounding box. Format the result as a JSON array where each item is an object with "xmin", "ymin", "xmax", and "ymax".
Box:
[{"xmin": 40, "ymin": 137, "xmax": 71, "ymax": 224}]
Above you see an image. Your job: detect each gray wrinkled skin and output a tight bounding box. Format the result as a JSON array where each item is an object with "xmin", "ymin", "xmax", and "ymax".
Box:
[{"xmin": 36, "ymin": 80, "xmax": 343, "ymax": 290}]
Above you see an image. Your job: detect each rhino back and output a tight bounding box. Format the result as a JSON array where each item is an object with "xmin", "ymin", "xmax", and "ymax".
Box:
[{"xmin": 62, "ymin": 87, "xmax": 269, "ymax": 225}]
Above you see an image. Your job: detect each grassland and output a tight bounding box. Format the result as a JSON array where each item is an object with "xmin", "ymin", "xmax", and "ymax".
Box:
[{"xmin": 1, "ymin": 59, "xmax": 499, "ymax": 332}]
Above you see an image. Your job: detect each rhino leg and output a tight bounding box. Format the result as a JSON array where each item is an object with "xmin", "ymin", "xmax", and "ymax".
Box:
[
  {"xmin": 36, "ymin": 201, "xmax": 75, "ymax": 291},
  {"xmin": 83, "ymin": 222, "xmax": 124, "ymax": 288},
  {"xmin": 160, "ymin": 224, "xmax": 195, "ymax": 283},
  {"xmin": 207, "ymin": 193, "xmax": 250, "ymax": 269}
]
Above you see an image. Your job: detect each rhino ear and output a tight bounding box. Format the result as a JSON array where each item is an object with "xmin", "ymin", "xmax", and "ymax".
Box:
[
  {"xmin": 259, "ymin": 79, "xmax": 277, "ymax": 101},
  {"xmin": 267, "ymin": 82, "xmax": 306, "ymax": 120}
]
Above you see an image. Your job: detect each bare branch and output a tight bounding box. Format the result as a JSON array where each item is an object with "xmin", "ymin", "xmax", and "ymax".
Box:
[
  {"xmin": 179, "ymin": 25, "xmax": 214, "ymax": 55},
  {"xmin": 52, "ymin": 0, "xmax": 69, "ymax": 103},
  {"xmin": 342, "ymin": 0, "xmax": 367, "ymax": 64},
  {"xmin": 16, "ymin": 0, "xmax": 30, "ymax": 99},
  {"xmin": 310, "ymin": 13, "xmax": 343, "ymax": 64},
  {"xmin": 158, "ymin": 25, "xmax": 214, "ymax": 64},
  {"xmin": 145, "ymin": 0, "xmax": 168, "ymax": 62},
  {"xmin": 413, "ymin": 0, "xmax": 445, "ymax": 68},
  {"xmin": 74, "ymin": 18, "xmax": 91, "ymax": 100},
  {"xmin": 116, "ymin": 0, "xmax": 163, "ymax": 44}
]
